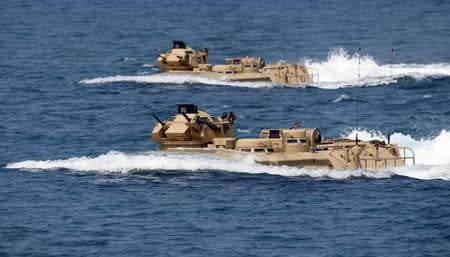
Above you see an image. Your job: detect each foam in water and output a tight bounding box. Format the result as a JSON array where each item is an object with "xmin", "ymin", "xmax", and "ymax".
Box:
[
  {"xmin": 80, "ymin": 48, "xmax": 450, "ymax": 89},
  {"xmin": 343, "ymin": 129, "xmax": 450, "ymax": 180},
  {"xmin": 304, "ymin": 47, "xmax": 450, "ymax": 89},
  {"xmin": 236, "ymin": 128, "xmax": 252, "ymax": 134},
  {"xmin": 79, "ymin": 74, "xmax": 274, "ymax": 89},
  {"xmin": 333, "ymin": 94, "xmax": 352, "ymax": 103},
  {"xmin": 6, "ymin": 130, "xmax": 450, "ymax": 180},
  {"xmin": 5, "ymin": 151, "xmax": 390, "ymax": 179},
  {"xmin": 344, "ymin": 129, "xmax": 450, "ymax": 166}
]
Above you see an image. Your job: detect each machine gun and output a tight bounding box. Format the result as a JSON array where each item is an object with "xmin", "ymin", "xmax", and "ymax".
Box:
[
  {"xmin": 179, "ymin": 111, "xmax": 220, "ymax": 131},
  {"xmin": 198, "ymin": 48, "xmax": 209, "ymax": 55},
  {"xmin": 196, "ymin": 117, "xmax": 220, "ymax": 131},
  {"xmin": 220, "ymin": 111, "xmax": 236, "ymax": 124}
]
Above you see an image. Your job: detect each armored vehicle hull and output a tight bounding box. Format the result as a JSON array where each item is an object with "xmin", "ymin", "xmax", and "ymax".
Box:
[{"xmin": 162, "ymin": 70, "xmax": 272, "ymax": 82}]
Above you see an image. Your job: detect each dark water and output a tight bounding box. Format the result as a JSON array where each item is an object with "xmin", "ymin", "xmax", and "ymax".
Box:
[{"xmin": 1, "ymin": 0, "xmax": 450, "ymax": 256}]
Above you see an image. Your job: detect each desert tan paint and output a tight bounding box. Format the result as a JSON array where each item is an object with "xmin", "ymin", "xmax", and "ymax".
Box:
[
  {"xmin": 156, "ymin": 41, "xmax": 318, "ymax": 85},
  {"xmin": 151, "ymin": 105, "xmax": 415, "ymax": 170}
]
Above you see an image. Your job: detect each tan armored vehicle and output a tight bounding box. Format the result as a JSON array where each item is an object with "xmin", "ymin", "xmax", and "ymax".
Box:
[
  {"xmin": 156, "ymin": 41, "xmax": 318, "ymax": 85},
  {"xmin": 151, "ymin": 104, "xmax": 415, "ymax": 170}
]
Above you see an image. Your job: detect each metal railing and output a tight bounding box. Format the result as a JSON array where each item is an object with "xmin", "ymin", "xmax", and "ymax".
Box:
[
  {"xmin": 359, "ymin": 147, "xmax": 415, "ymax": 170},
  {"xmin": 307, "ymin": 68, "xmax": 319, "ymax": 83}
]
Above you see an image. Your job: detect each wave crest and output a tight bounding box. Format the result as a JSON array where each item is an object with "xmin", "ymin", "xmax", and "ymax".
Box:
[{"xmin": 305, "ymin": 47, "xmax": 450, "ymax": 89}]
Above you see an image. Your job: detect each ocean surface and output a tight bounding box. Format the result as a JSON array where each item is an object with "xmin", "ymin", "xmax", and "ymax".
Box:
[{"xmin": 1, "ymin": 0, "xmax": 450, "ymax": 256}]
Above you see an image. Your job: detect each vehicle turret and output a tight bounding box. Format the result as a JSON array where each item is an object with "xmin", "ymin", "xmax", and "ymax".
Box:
[
  {"xmin": 156, "ymin": 41, "xmax": 208, "ymax": 71},
  {"xmin": 151, "ymin": 104, "xmax": 235, "ymax": 149}
]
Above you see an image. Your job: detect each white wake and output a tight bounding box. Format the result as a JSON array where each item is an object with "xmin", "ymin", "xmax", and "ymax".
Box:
[
  {"xmin": 80, "ymin": 48, "xmax": 450, "ymax": 89},
  {"xmin": 4, "ymin": 151, "xmax": 390, "ymax": 179},
  {"xmin": 6, "ymin": 130, "xmax": 450, "ymax": 180},
  {"xmin": 343, "ymin": 129, "xmax": 450, "ymax": 180},
  {"xmin": 79, "ymin": 74, "xmax": 274, "ymax": 89},
  {"xmin": 305, "ymin": 47, "xmax": 450, "ymax": 89}
]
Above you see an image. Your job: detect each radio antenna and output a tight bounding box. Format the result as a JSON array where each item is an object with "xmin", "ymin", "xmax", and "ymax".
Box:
[
  {"xmin": 282, "ymin": 0, "xmax": 287, "ymax": 62},
  {"xmin": 387, "ymin": 48, "xmax": 394, "ymax": 144},
  {"xmin": 355, "ymin": 47, "xmax": 361, "ymax": 145}
]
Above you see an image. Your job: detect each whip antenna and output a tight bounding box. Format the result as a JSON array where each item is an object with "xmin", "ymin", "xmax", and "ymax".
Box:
[
  {"xmin": 387, "ymin": 48, "xmax": 394, "ymax": 144},
  {"xmin": 355, "ymin": 47, "xmax": 361, "ymax": 144},
  {"xmin": 282, "ymin": 0, "xmax": 288, "ymax": 62}
]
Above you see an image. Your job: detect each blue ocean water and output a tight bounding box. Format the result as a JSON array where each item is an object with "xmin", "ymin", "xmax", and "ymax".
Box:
[{"xmin": 1, "ymin": 0, "xmax": 450, "ymax": 256}]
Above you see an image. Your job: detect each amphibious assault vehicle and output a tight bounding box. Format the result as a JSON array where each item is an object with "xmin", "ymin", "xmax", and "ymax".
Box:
[
  {"xmin": 156, "ymin": 41, "xmax": 318, "ymax": 85},
  {"xmin": 151, "ymin": 104, "xmax": 415, "ymax": 170}
]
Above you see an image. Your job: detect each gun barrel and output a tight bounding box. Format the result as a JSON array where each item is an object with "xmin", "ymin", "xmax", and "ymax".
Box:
[
  {"xmin": 197, "ymin": 118, "xmax": 220, "ymax": 131},
  {"xmin": 181, "ymin": 112, "xmax": 191, "ymax": 122},
  {"xmin": 152, "ymin": 112, "xmax": 165, "ymax": 126}
]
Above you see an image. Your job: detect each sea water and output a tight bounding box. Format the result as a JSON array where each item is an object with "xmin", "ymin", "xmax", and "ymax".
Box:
[{"xmin": 1, "ymin": 0, "xmax": 450, "ymax": 256}]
